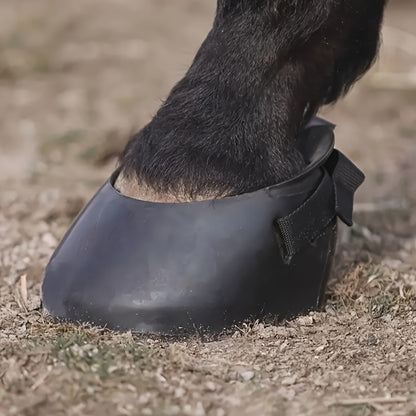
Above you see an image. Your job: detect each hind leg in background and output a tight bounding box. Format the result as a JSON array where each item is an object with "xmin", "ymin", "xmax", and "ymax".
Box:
[{"xmin": 116, "ymin": 0, "xmax": 387, "ymax": 203}]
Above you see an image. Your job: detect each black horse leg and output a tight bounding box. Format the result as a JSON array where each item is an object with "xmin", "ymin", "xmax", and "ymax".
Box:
[{"xmin": 116, "ymin": 0, "xmax": 387, "ymax": 202}]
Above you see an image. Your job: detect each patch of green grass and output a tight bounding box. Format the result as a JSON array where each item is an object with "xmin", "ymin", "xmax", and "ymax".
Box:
[
  {"xmin": 365, "ymin": 293, "xmax": 397, "ymax": 318},
  {"xmin": 51, "ymin": 332, "xmax": 147, "ymax": 380}
]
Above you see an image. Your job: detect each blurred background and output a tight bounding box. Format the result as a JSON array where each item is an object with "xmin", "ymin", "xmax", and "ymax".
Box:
[
  {"xmin": 0, "ymin": 0, "xmax": 415, "ymax": 263},
  {"xmin": 0, "ymin": 2, "xmax": 415, "ymax": 414}
]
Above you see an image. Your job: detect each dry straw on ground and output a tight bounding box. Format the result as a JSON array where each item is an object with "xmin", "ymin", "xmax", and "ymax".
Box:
[{"xmin": 1, "ymin": 1, "xmax": 416, "ymax": 415}]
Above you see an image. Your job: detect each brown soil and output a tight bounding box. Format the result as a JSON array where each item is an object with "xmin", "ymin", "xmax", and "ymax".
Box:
[{"xmin": 1, "ymin": 1, "xmax": 415, "ymax": 415}]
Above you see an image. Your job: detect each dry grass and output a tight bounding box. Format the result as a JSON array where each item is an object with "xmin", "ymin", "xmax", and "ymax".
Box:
[{"xmin": 1, "ymin": 0, "xmax": 416, "ymax": 415}]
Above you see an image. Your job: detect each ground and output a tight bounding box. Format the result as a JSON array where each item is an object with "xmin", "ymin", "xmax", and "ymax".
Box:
[{"xmin": 0, "ymin": 1, "xmax": 415, "ymax": 415}]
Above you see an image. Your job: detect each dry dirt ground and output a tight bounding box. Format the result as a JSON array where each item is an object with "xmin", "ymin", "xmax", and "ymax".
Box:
[{"xmin": 1, "ymin": 1, "xmax": 416, "ymax": 415}]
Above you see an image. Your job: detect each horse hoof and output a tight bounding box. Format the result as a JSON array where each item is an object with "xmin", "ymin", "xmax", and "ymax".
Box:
[{"xmin": 41, "ymin": 118, "xmax": 364, "ymax": 334}]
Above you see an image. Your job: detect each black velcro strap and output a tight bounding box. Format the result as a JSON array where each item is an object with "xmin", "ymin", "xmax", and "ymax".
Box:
[
  {"xmin": 274, "ymin": 150, "xmax": 364, "ymax": 263},
  {"xmin": 274, "ymin": 172, "xmax": 335, "ymax": 264},
  {"xmin": 325, "ymin": 150, "xmax": 365, "ymax": 226}
]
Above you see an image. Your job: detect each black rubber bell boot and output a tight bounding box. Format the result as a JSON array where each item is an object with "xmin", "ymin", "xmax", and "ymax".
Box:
[{"xmin": 41, "ymin": 118, "xmax": 363, "ymax": 334}]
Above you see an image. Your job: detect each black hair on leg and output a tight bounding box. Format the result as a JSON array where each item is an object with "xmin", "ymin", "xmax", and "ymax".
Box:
[{"xmin": 118, "ymin": 0, "xmax": 387, "ymax": 201}]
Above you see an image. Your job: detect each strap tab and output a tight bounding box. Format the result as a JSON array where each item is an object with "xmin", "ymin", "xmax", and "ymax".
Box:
[
  {"xmin": 274, "ymin": 150, "xmax": 364, "ymax": 263},
  {"xmin": 325, "ymin": 150, "xmax": 365, "ymax": 226}
]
